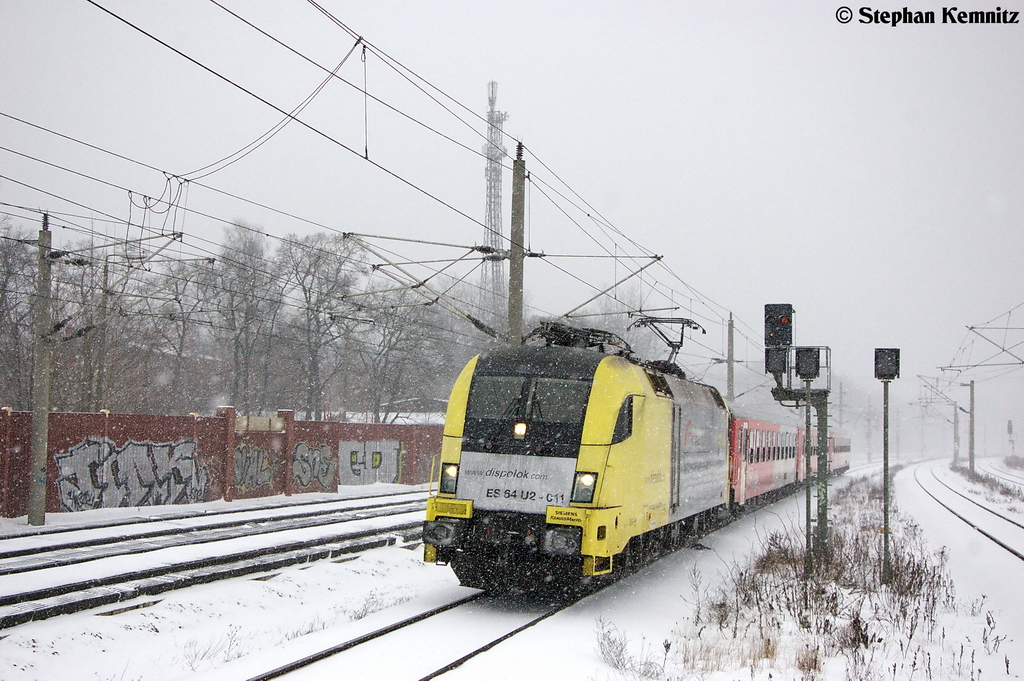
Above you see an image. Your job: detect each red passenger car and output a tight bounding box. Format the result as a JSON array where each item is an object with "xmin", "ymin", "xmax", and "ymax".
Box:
[{"xmin": 728, "ymin": 400, "xmax": 847, "ymax": 508}]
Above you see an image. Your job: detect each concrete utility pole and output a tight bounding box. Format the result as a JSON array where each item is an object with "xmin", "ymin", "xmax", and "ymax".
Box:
[
  {"xmin": 873, "ymin": 347, "xmax": 899, "ymax": 584},
  {"xmin": 91, "ymin": 258, "xmax": 112, "ymax": 411},
  {"xmin": 28, "ymin": 215, "xmax": 54, "ymax": 526},
  {"xmin": 969, "ymin": 380, "xmax": 976, "ymax": 472},
  {"xmin": 726, "ymin": 313, "xmax": 735, "ymax": 401},
  {"xmin": 953, "ymin": 402, "xmax": 960, "ymax": 465},
  {"xmin": 507, "ymin": 142, "xmax": 526, "ymax": 345}
]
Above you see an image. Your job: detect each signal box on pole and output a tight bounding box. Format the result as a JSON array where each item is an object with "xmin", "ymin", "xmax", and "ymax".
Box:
[
  {"xmin": 764, "ymin": 304, "xmax": 794, "ymax": 347},
  {"xmin": 874, "ymin": 348, "xmax": 900, "ymax": 380},
  {"xmin": 795, "ymin": 347, "xmax": 821, "ymax": 380}
]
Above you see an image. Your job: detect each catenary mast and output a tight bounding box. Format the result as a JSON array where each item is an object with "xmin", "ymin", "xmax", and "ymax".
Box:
[{"xmin": 481, "ymin": 81, "xmax": 508, "ymax": 328}]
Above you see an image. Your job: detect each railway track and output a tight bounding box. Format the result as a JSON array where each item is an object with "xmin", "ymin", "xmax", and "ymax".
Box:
[
  {"xmin": 237, "ymin": 589, "xmax": 579, "ymax": 681},
  {"xmin": 0, "ymin": 491, "xmax": 427, "ymax": 629},
  {"xmin": 222, "ymin": 475, "xmax": 843, "ymax": 681},
  {"xmin": 0, "ymin": 491, "xmax": 427, "ymax": 572},
  {"xmin": 912, "ymin": 461, "xmax": 1024, "ymax": 563},
  {"xmin": 975, "ymin": 457, "xmax": 1024, "ymax": 489}
]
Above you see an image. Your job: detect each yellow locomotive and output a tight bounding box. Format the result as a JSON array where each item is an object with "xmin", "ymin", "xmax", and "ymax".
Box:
[{"xmin": 423, "ymin": 323, "xmax": 731, "ymax": 593}]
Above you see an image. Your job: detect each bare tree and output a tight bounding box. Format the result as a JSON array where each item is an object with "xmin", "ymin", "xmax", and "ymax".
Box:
[
  {"xmin": 276, "ymin": 233, "xmax": 363, "ymax": 420},
  {"xmin": 138, "ymin": 256, "xmax": 219, "ymax": 413},
  {"xmin": 213, "ymin": 224, "xmax": 284, "ymax": 415},
  {"xmin": 0, "ymin": 219, "xmax": 35, "ymax": 410},
  {"xmin": 0, "ymin": 219, "xmax": 489, "ymax": 418},
  {"xmin": 350, "ymin": 283, "xmax": 486, "ymax": 422},
  {"xmin": 351, "ymin": 290, "xmax": 428, "ymax": 422}
]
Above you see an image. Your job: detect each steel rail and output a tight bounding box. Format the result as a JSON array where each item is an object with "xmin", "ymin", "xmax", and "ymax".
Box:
[
  {"xmin": 417, "ymin": 603, "xmax": 569, "ymax": 680},
  {"xmin": 239, "ymin": 468, "xmax": 842, "ymax": 679},
  {"xmin": 913, "ymin": 463, "xmax": 1024, "ymax": 563},
  {"xmin": 0, "ymin": 498, "xmax": 426, "ymax": 571},
  {"xmin": 0, "ymin": 519, "xmax": 422, "ymax": 629},
  {"xmin": 975, "ymin": 459, "xmax": 1024, "ymax": 487},
  {"xmin": 246, "ymin": 592, "xmax": 487, "ymax": 680},
  {"xmin": 922, "ymin": 462, "xmax": 1024, "ymax": 532},
  {"xmin": 0, "ymin": 489, "xmax": 426, "ymax": 540}
]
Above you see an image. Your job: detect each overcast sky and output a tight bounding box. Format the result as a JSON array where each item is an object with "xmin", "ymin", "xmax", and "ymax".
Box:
[{"xmin": 2, "ymin": 1, "xmax": 1022, "ymax": 452}]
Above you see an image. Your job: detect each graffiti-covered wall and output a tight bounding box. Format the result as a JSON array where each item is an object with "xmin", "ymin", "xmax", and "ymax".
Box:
[
  {"xmin": 292, "ymin": 443, "xmax": 337, "ymax": 493},
  {"xmin": 338, "ymin": 440, "xmax": 401, "ymax": 486},
  {"xmin": 55, "ymin": 438, "xmax": 210, "ymax": 512},
  {"xmin": 0, "ymin": 410, "xmax": 441, "ymax": 517}
]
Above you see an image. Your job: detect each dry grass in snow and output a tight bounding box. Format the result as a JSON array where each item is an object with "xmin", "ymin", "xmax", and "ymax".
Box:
[{"xmin": 594, "ymin": 475, "xmax": 1013, "ymax": 680}]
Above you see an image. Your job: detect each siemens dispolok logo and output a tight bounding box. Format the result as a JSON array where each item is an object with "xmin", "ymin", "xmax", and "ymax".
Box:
[
  {"xmin": 836, "ymin": 6, "xmax": 1020, "ymax": 25},
  {"xmin": 464, "ymin": 467, "xmax": 549, "ymax": 480}
]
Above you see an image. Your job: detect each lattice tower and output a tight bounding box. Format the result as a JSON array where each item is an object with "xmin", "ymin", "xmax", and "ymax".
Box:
[{"xmin": 481, "ymin": 81, "xmax": 508, "ymax": 321}]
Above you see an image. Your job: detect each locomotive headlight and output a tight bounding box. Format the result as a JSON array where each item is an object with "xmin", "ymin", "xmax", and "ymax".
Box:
[
  {"xmin": 440, "ymin": 463, "xmax": 459, "ymax": 494},
  {"xmin": 571, "ymin": 471, "xmax": 599, "ymax": 503},
  {"xmin": 513, "ymin": 422, "xmax": 527, "ymax": 438}
]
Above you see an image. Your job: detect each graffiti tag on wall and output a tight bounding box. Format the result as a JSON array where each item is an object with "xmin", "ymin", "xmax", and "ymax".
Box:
[
  {"xmin": 338, "ymin": 440, "xmax": 401, "ymax": 486},
  {"xmin": 234, "ymin": 444, "xmax": 274, "ymax": 493},
  {"xmin": 292, "ymin": 443, "xmax": 336, "ymax": 491},
  {"xmin": 55, "ymin": 438, "xmax": 210, "ymax": 512}
]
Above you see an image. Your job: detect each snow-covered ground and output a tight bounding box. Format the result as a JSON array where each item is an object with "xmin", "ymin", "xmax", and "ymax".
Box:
[{"xmin": 0, "ymin": 459, "xmax": 1020, "ymax": 680}]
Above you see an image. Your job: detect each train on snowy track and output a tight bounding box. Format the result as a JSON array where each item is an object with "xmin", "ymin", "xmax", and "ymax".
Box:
[{"xmin": 422, "ymin": 323, "xmax": 848, "ymax": 593}]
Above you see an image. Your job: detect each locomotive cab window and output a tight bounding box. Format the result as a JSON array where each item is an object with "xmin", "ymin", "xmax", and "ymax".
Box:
[
  {"xmin": 466, "ymin": 376, "xmax": 527, "ymax": 420},
  {"xmin": 528, "ymin": 378, "xmax": 592, "ymax": 423},
  {"xmin": 466, "ymin": 376, "xmax": 591, "ymax": 424},
  {"xmin": 611, "ymin": 395, "xmax": 634, "ymax": 444},
  {"xmin": 463, "ymin": 373, "xmax": 593, "ymax": 458}
]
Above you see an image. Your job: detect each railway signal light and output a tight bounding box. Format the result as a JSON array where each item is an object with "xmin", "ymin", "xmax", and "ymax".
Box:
[
  {"xmin": 764, "ymin": 304, "xmax": 794, "ymax": 347},
  {"xmin": 795, "ymin": 347, "xmax": 820, "ymax": 380},
  {"xmin": 765, "ymin": 346, "xmax": 788, "ymax": 375},
  {"xmin": 874, "ymin": 348, "xmax": 900, "ymax": 380}
]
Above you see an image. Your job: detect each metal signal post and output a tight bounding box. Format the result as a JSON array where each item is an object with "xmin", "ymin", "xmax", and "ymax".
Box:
[
  {"xmin": 764, "ymin": 304, "xmax": 833, "ymax": 567},
  {"xmin": 874, "ymin": 348, "xmax": 900, "ymax": 584}
]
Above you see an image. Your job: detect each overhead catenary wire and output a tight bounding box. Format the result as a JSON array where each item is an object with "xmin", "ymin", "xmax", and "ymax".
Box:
[
  {"xmin": 2, "ymin": 204, "xmax": 502, "ymax": 356},
  {"xmin": 83, "ymin": 0, "xmax": 492, "ymax": 238},
  {"xmin": 12, "ymin": 3, "xmax": 757, "ymax": 360},
  {"xmin": 183, "ymin": 39, "xmax": 364, "ymax": 181},
  {"xmin": 229, "ymin": 1, "xmax": 742, "ymax": 335},
  {"xmin": 0, "ymin": 147, "xmax": 512, "ymax": 321},
  {"xmin": 2, "ymin": 93, "xmax": 722, "ymax": 346},
  {"xmin": 940, "ymin": 301, "xmax": 1024, "ymax": 383}
]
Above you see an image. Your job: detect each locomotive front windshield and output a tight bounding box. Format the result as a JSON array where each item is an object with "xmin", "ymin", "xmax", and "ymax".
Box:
[
  {"xmin": 463, "ymin": 375, "xmax": 592, "ymax": 457},
  {"xmin": 467, "ymin": 376, "xmax": 591, "ymax": 424}
]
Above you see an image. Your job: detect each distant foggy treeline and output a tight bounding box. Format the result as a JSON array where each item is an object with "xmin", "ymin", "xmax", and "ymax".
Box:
[{"xmin": 0, "ymin": 219, "xmax": 491, "ymax": 421}]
